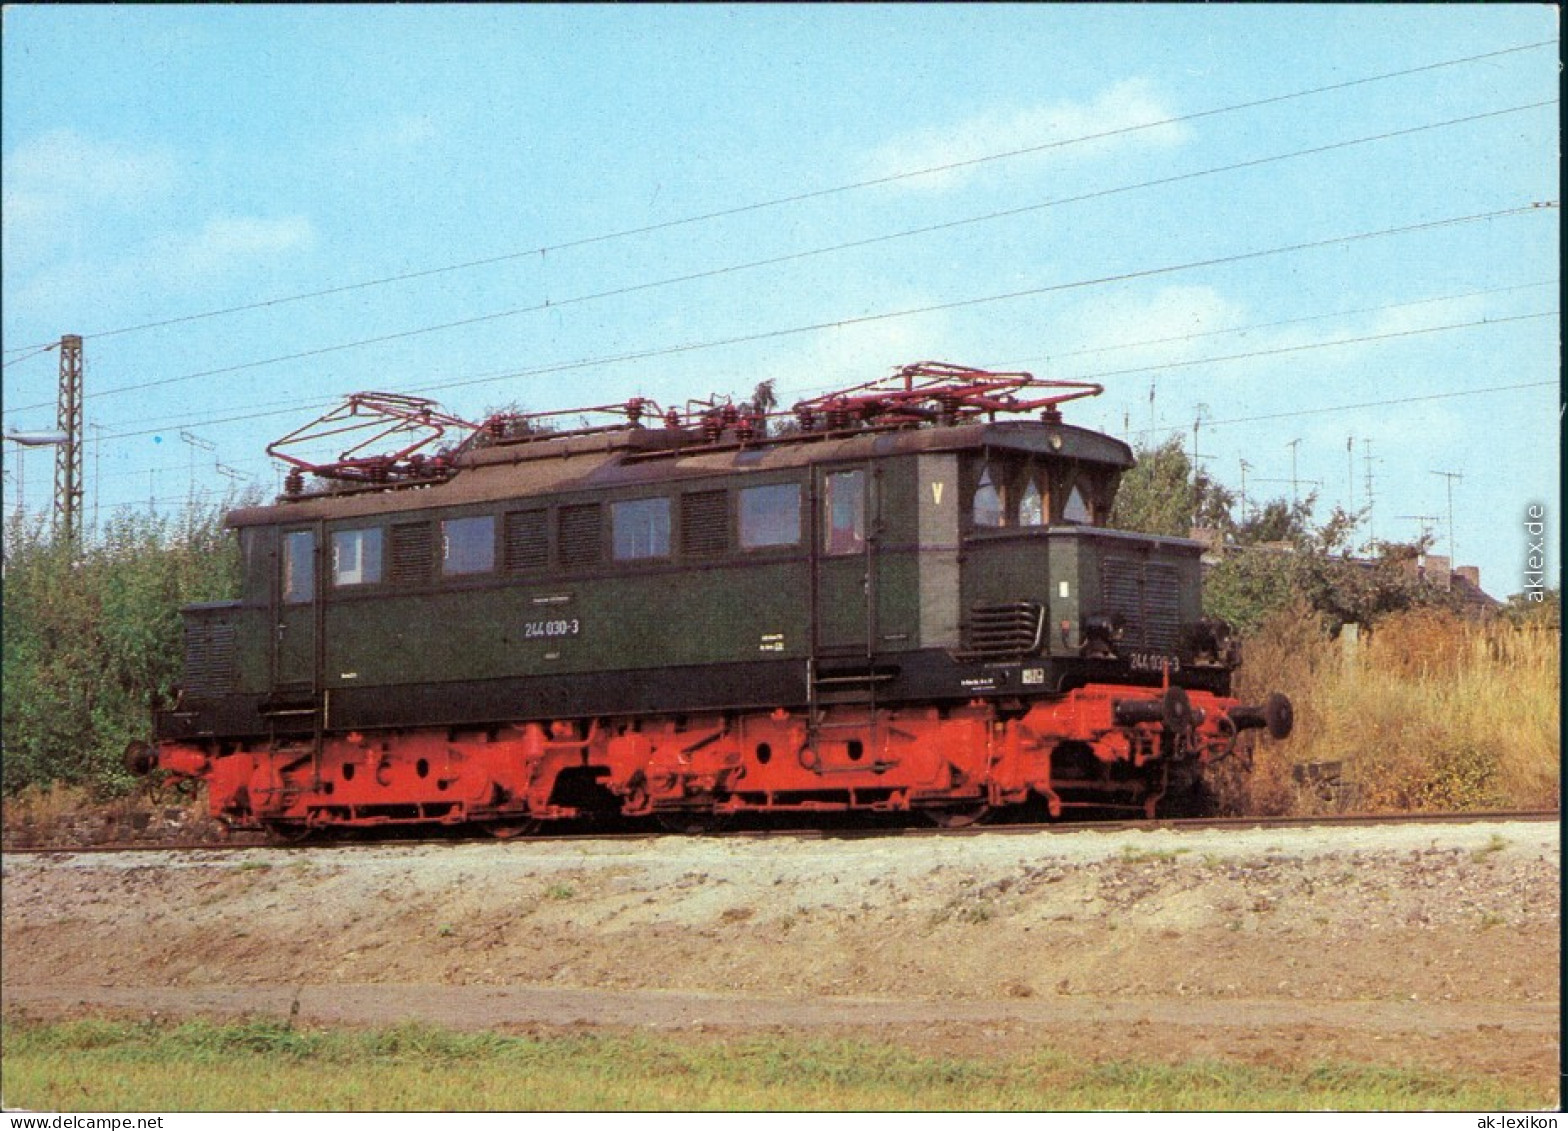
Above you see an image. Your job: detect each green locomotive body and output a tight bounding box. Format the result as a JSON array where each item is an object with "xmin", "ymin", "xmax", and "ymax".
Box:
[{"xmin": 148, "ymin": 365, "xmax": 1289, "ymax": 834}]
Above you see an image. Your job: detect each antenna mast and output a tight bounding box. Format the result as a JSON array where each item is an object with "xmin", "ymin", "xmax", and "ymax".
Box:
[{"xmin": 1430, "ymin": 469, "xmax": 1464, "ymax": 570}]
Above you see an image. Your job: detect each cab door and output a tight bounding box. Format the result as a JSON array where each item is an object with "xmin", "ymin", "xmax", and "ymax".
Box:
[
  {"xmin": 813, "ymin": 464, "xmax": 876, "ymax": 657},
  {"xmin": 272, "ymin": 525, "xmax": 321, "ymax": 693}
]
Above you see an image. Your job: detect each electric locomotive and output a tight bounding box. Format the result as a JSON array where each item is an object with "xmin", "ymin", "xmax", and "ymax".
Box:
[{"xmin": 137, "ymin": 362, "xmax": 1292, "ymax": 836}]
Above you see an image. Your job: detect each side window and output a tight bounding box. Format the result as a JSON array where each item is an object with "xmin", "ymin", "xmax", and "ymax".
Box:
[
  {"xmin": 824, "ymin": 470, "xmax": 866, "ymax": 555},
  {"xmin": 973, "ymin": 462, "xmax": 1005, "ymax": 527},
  {"xmin": 612, "ymin": 498, "xmax": 671, "ymax": 560},
  {"xmin": 1063, "ymin": 483, "xmax": 1092, "ymax": 525},
  {"xmin": 739, "ymin": 482, "xmax": 801, "ymax": 550},
  {"xmin": 443, "ymin": 515, "xmax": 496, "ymax": 575},
  {"xmin": 1019, "ymin": 471, "xmax": 1047, "ymax": 527},
  {"xmin": 1082, "ymin": 471, "xmax": 1113, "ymax": 526},
  {"xmin": 1096, "ymin": 472, "xmax": 1121, "ymax": 526},
  {"xmin": 282, "ymin": 530, "xmax": 315, "ymax": 604},
  {"xmin": 332, "ymin": 528, "xmax": 383, "ymax": 587}
]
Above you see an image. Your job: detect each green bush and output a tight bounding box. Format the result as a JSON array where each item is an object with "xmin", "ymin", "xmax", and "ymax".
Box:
[{"xmin": 2, "ymin": 501, "xmax": 246, "ymax": 796}]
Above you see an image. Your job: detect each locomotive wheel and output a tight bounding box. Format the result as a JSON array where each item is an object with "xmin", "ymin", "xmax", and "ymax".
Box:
[
  {"xmin": 485, "ymin": 819, "xmax": 542, "ymax": 840},
  {"xmin": 1157, "ymin": 767, "xmax": 1219, "ymax": 818},
  {"xmin": 923, "ymin": 803, "xmax": 991, "ymax": 829},
  {"xmin": 656, "ymin": 812, "xmax": 732, "ymax": 835},
  {"xmin": 261, "ymin": 820, "xmax": 315, "ymax": 844}
]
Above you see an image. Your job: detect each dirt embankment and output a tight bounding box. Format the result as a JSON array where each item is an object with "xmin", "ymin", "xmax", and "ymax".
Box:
[{"xmin": 2, "ymin": 820, "xmax": 1558, "ymax": 1084}]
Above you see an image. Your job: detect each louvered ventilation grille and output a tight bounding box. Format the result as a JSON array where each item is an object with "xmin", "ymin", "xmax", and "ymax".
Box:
[
  {"xmin": 504, "ymin": 510, "xmax": 548, "ymax": 572},
  {"xmin": 959, "ymin": 601, "xmax": 1044, "ymax": 658},
  {"xmin": 680, "ymin": 490, "xmax": 728, "ymax": 558},
  {"xmin": 390, "ymin": 523, "xmax": 433, "ymax": 584},
  {"xmin": 1101, "ymin": 558, "xmax": 1181, "ymax": 650},
  {"xmin": 184, "ymin": 620, "xmax": 237, "ymax": 699},
  {"xmin": 557, "ymin": 504, "xmax": 602, "ymax": 568}
]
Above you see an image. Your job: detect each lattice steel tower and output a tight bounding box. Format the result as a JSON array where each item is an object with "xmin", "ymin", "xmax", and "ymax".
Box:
[{"xmin": 53, "ymin": 334, "xmax": 83, "ymax": 544}]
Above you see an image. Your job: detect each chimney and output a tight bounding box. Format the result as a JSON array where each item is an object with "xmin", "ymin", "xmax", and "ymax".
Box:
[{"xmin": 1454, "ymin": 565, "xmax": 1480, "ymax": 589}]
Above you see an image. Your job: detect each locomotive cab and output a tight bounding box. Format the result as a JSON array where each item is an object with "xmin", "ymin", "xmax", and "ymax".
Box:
[{"xmin": 948, "ymin": 427, "xmax": 1219, "ymax": 682}]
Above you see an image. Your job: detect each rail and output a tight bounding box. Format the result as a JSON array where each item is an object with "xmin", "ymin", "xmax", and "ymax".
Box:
[{"xmin": 3, "ymin": 807, "xmax": 1557, "ymax": 856}]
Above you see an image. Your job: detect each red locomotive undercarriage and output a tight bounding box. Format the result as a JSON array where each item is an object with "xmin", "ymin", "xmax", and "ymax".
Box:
[{"xmin": 152, "ymin": 681, "xmax": 1284, "ymax": 835}]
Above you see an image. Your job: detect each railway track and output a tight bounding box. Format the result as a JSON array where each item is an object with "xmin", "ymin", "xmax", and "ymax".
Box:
[{"xmin": 2, "ymin": 807, "xmax": 1558, "ymax": 857}]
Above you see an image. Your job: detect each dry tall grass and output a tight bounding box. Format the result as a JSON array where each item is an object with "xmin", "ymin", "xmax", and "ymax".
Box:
[
  {"xmin": 1228, "ymin": 606, "xmax": 1559, "ymax": 815},
  {"xmin": 0, "ymin": 780, "xmax": 211, "ymax": 848}
]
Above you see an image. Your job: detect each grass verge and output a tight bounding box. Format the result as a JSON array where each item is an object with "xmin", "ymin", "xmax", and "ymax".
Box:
[{"xmin": 0, "ymin": 1015, "xmax": 1549, "ymax": 1112}]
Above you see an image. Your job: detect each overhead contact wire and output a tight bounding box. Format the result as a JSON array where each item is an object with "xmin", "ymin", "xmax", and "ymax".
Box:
[
  {"xmin": 93, "ymin": 303, "xmax": 1554, "ymax": 448},
  {"xmin": 27, "ymin": 198, "xmax": 1554, "ymax": 424},
  {"xmin": 1, "ymin": 37, "xmax": 1553, "ymax": 357},
  {"xmin": 6, "ymin": 101, "xmax": 1554, "ymax": 418}
]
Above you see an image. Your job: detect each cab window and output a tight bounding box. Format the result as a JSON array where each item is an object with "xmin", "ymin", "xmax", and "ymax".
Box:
[
  {"xmin": 1063, "ymin": 484, "xmax": 1092, "ymax": 524},
  {"xmin": 973, "ymin": 462, "xmax": 1005, "ymax": 527},
  {"xmin": 1018, "ymin": 474, "xmax": 1047, "ymax": 527}
]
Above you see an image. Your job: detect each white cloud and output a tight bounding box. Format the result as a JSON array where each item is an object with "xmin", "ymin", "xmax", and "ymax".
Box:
[
  {"xmin": 347, "ymin": 113, "xmax": 440, "ymax": 160},
  {"xmin": 2, "ymin": 130, "xmax": 179, "ymax": 265},
  {"xmin": 863, "ymin": 79, "xmax": 1191, "ymax": 193},
  {"xmin": 3, "ymin": 129, "xmax": 177, "ymax": 209},
  {"xmin": 1057, "ymin": 285, "xmax": 1248, "ymax": 379},
  {"xmin": 630, "ymin": 303, "xmax": 961, "ymax": 415},
  {"xmin": 1052, "ymin": 283, "xmax": 1524, "ymax": 400},
  {"xmin": 11, "ymin": 213, "xmax": 317, "ymax": 324},
  {"xmin": 1363, "ymin": 291, "xmax": 1493, "ymax": 338},
  {"xmin": 754, "ymin": 310, "xmax": 963, "ymax": 407},
  {"xmin": 167, "ymin": 216, "xmax": 317, "ymax": 278},
  {"xmin": 4, "ymin": 129, "xmax": 316, "ymax": 305}
]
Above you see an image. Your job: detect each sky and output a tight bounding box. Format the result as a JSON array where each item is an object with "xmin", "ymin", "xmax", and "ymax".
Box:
[{"xmin": 2, "ymin": 4, "xmax": 1559, "ymax": 597}]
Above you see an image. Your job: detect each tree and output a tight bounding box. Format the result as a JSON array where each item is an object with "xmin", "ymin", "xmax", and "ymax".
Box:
[
  {"xmin": 1501, "ymin": 586, "xmax": 1560, "ymax": 629},
  {"xmin": 1193, "ymin": 472, "xmax": 1238, "ymax": 535},
  {"xmin": 1235, "ymin": 495, "xmax": 1315, "ymax": 546},
  {"xmin": 1109, "ymin": 439, "xmax": 1458, "ymax": 634},
  {"xmin": 1112, "ymin": 437, "xmax": 1200, "ymax": 537},
  {"xmin": 748, "ymin": 380, "xmax": 778, "ymax": 418},
  {"xmin": 478, "ymin": 399, "xmax": 554, "ymax": 440},
  {"xmin": 1112, "ymin": 436, "xmax": 1240, "ymax": 539},
  {"xmin": 1203, "ymin": 508, "xmax": 1465, "ymax": 635}
]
